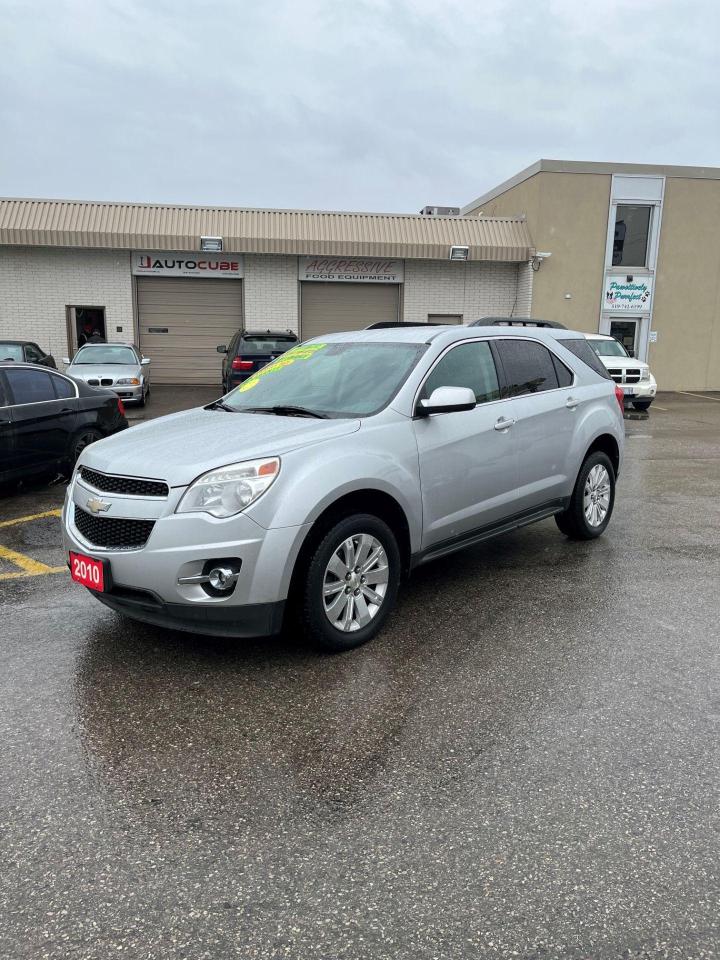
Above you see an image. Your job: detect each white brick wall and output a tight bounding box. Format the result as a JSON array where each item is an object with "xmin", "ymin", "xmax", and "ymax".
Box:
[
  {"xmin": 243, "ymin": 254, "xmax": 298, "ymax": 332},
  {"xmin": 0, "ymin": 246, "xmax": 134, "ymax": 362},
  {"xmin": 402, "ymin": 259, "xmax": 529, "ymax": 322},
  {"xmin": 515, "ymin": 261, "xmax": 534, "ymax": 318}
]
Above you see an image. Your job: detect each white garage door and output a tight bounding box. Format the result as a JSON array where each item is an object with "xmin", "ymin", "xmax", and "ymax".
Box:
[
  {"xmin": 300, "ymin": 282, "xmax": 399, "ymax": 341},
  {"xmin": 137, "ymin": 277, "xmax": 243, "ymax": 384}
]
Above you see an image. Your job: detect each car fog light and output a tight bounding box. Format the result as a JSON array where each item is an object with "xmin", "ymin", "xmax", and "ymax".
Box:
[{"xmin": 208, "ymin": 566, "xmax": 236, "ymax": 591}]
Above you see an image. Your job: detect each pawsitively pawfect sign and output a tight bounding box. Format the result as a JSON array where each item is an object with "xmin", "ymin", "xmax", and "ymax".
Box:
[
  {"xmin": 299, "ymin": 257, "xmax": 404, "ymax": 283},
  {"xmin": 604, "ymin": 275, "xmax": 653, "ymax": 312},
  {"xmin": 132, "ymin": 252, "xmax": 244, "ymax": 277}
]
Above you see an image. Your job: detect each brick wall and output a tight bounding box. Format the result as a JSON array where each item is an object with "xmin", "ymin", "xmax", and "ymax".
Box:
[
  {"xmin": 243, "ymin": 254, "xmax": 298, "ymax": 332},
  {"xmin": 402, "ymin": 260, "xmax": 528, "ymax": 322},
  {"xmin": 515, "ymin": 261, "xmax": 534, "ymax": 318},
  {"xmin": 0, "ymin": 246, "xmax": 134, "ymax": 362}
]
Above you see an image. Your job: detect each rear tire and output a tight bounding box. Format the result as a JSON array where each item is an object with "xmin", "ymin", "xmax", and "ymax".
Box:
[
  {"xmin": 69, "ymin": 427, "xmax": 102, "ymax": 466},
  {"xmin": 555, "ymin": 451, "xmax": 615, "ymax": 540},
  {"xmin": 300, "ymin": 513, "xmax": 401, "ymax": 652}
]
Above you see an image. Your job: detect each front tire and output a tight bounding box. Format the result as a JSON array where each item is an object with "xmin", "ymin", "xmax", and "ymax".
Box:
[
  {"xmin": 633, "ymin": 400, "xmax": 652, "ymax": 411},
  {"xmin": 300, "ymin": 514, "xmax": 401, "ymax": 652},
  {"xmin": 555, "ymin": 451, "xmax": 615, "ymax": 540}
]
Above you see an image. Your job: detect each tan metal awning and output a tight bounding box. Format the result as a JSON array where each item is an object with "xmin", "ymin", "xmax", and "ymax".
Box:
[{"xmin": 0, "ymin": 198, "xmax": 534, "ymax": 262}]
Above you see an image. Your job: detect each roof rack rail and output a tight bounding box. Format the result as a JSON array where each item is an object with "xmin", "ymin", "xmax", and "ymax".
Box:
[
  {"xmin": 365, "ymin": 320, "xmax": 454, "ymax": 329},
  {"xmin": 468, "ymin": 316, "xmax": 567, "ymax": 329}
]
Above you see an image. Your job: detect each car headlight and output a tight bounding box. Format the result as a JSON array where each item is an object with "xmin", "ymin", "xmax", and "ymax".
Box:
[
  {"xmin": 117, "ymin": 377, "xmax": 141, "ymax": 385},
  {"xmin": 640, "ymin": 367, "xmax": 651, "ymax": 381},
  {"xmin": 176, "ymin": 457, "xmax": 280, "ymax": 518}
]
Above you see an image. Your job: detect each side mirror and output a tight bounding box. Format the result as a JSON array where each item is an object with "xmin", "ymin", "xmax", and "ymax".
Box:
[
  {"xmin": 216, "ymin": 345, "xmax": 227, "ymax": 354},
  {"xmin": 62, "ymin": 357, "xmax": 71, "ymax": 365},
  {"xmin": 417, "ymin": 386, "xmax": 476, "ymax": 416},
  {"xmin": 140, "ymin": 357, "xmax": 151, "ymax": 365}
]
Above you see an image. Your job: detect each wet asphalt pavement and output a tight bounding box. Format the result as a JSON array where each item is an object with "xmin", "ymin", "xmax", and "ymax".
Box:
[{"xmin": 1, "ymin": 389, "xmax": 719, "ymax": 959}]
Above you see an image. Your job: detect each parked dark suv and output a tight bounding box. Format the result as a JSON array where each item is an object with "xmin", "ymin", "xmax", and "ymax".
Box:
[{"xmin": 217, "ymin": 330, "xmax": 298, "ymax": 392}]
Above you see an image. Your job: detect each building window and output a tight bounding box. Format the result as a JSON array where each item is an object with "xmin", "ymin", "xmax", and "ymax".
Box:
[{"xmin": 612, "ymin": 205, "xmax": 651, "ymax": 267}]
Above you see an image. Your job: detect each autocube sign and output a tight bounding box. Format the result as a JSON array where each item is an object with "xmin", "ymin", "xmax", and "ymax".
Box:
[
  {"xmin": 299, "ymin": 257, "xmax": 404, "ymax": 283},
  {"xmin": 132, "ymin": 252, "xmax": 243, "ymax": 277},
  {"xmin": 604, "ymin": 275, "xmax": 653, "ymax": 312}
]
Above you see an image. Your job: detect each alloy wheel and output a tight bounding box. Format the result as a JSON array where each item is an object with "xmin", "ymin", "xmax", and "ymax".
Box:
[
  {"xmin": 322, "ymin": 533, "xmax": 389, "ymax": 632},
  {"xmin": 583, "ymin": 464, "xmax": 611, "ymax": 527}
]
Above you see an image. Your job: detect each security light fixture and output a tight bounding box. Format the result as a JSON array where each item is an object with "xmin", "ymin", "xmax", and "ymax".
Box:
[
  {"xmin": 200, "ymin": 236, "xmax": 223, "ymax": 252},
  {"xmin": 449, "ymin": 245, "xmax": 469, "ymax": 261}
]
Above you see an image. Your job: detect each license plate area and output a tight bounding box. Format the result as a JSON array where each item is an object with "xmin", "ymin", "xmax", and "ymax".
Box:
[
  {"xmin": 622, "ymin": 385, "xmax": 636, "ymax": 395},
  {"xmin": 69, "ymin": 551, "xmax": 111, "ymax": 592}
]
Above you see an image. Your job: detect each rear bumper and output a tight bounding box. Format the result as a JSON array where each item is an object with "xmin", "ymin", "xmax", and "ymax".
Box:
[{"xmin": 92, "ymin": 587, "xmax": 285, "ymax": 638}]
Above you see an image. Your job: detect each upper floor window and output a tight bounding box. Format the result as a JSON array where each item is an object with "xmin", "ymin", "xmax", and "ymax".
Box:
[{"xmin": 613, "ymin": 204, "xmax": 651, "ymax": 267}]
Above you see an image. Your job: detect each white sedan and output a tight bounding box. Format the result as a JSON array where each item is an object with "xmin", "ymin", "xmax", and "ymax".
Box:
[{"xmin": 586, "ymin": 334, "xmax": 657, "ymax": 411}]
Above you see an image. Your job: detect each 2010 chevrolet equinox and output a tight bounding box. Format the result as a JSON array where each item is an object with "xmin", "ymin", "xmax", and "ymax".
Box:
[{"xmin": 63, "ymin": 325, "xmax": 624, "ymax": 652}]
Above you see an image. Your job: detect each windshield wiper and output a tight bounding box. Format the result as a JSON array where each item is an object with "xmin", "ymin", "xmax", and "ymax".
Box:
[
  {"xmin": 206, "ymin": 399, "xmax": 236, "ymax": 412},
  {"xmin": 241, "ymin": 405, "xmax": 328, "ymax": 419}
]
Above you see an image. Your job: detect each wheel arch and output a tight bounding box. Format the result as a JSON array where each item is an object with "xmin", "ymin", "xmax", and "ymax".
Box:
[{"xmin": 584, "ymin": 432, "xmax": 620, "ymax": 478}]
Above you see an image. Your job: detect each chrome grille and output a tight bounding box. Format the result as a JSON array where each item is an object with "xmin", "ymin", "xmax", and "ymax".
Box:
[
  {"xmin": 74, "ymin": 505, "xmax": 155, "ymax": 550},
  {"xmin": 80, "ymin": 467, "xmax": 169, "ymax": 498},
  {"xmin": 607, "ymin": 368, "xmax": 641, "ymax": 384}
]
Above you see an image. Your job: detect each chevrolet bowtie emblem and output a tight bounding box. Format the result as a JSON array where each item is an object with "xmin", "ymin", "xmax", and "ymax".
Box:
[{"xmin": 86, "ymin": 496, "xmax": 111, "ymax": 514}]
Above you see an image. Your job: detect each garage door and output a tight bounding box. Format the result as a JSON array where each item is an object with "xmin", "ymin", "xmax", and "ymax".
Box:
[
  {"xmin": 137, "ymin": 277, "xmax": 243, "ymax": 384},
  {"xmin": 300, "ymin": 282, "xmax": 399, "ymax": 341}
]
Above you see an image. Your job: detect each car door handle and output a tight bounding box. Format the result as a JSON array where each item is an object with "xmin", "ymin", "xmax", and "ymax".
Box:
[
  {"xmin": 565, "ymin": 396, "xmax": 579, "ymax": 410},
  {"xmin": 494, "ymin": 416, "xmax": 516, "ymax": 431}
]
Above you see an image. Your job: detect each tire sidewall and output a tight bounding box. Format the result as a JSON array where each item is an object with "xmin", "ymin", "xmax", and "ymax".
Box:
[
  {"xmin": 575, "ymin": 452, "xmax": 615, "ymax": 537},
  {"xmin": 303, "ymin": 513, "xmax": 401, "ymax": 652}
]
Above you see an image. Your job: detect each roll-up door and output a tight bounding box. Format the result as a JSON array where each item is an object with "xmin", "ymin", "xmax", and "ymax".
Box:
[
  {"xmin": 137, "ymin": 277, "xmax": 243, "ymax": 384},
  {"xmin": 300, "ymin": 282, "xmax": 399, "ymax": 341}
]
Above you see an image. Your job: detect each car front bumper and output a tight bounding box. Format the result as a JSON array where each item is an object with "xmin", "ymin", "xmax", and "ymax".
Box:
[
  {"xmin": 62, "ymin": 474, "xmax": 310, "ymax": 637},
  {"xmin": 112, "ymin": 383, "xmax": 144, "ymax": 401},
  {"xmin": 621, "ymin": 379, "xmax": 656, "ymax": 401}
]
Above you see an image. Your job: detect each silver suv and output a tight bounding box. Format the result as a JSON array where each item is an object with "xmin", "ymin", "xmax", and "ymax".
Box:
[{"xmin": 62, "ymin": 326, "xmax": 624, "ymax": 652}]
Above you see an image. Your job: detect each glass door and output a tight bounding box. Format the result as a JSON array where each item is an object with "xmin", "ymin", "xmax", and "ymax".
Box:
[{"xmin": 600, "ymin": 316, "xmax": 647, "ymax": 361}]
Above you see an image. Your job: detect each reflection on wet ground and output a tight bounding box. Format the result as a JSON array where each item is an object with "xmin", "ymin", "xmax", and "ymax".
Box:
[{"xmin": 1, "ymin": 392, "xmax": 719, "ymax": 958}]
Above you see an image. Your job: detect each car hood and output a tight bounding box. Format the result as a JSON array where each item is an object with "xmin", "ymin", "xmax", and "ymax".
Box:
[
  {"xmin": 597, "ymin": 355, "xmax": 648, "ymax": 371},
  {"xmin": 81, "ymin": 406, "xmax": 361, "ymax": 485},
  {"xmin": 68, "ymin": 363, "xmax": 140, "ymax": 380}
]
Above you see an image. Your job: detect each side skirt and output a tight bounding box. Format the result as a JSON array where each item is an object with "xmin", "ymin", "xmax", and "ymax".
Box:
[{"xmin": 410, "ymin": 499, "xmax": 569, "ymax": 569}]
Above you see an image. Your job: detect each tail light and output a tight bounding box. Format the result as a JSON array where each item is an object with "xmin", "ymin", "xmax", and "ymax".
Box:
[
  {"xmin": 232, "ymin": 359, "xmax": 254, "ymax": 371},
  {"xmin": 117, "ymin": 398, "xmax": 126, "ymax": 416},
  {"xmin": 614, "ymin": 384, "xmax": 625, "ymax": 413}
]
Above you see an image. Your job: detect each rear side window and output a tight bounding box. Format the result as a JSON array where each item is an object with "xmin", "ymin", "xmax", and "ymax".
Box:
[
  {"xmin": 6, "ymin": 368, "xmax": 57, "ymax": 404},
  {"xmin": 560, "ymin": 339, "xmax": 612, "ymax": 380},
  {"xmin": 551, "ymin": 353, "xmax": 574, "ymax": 387},
  {"xmin": 51, "ymin": 374, "xmax": 76, "ymax": 399},
  {"xmin": 420, "ymin": 341, "xmax": 500, "ymax": 404},
  {"xmin": 496, "ymin": 340, "xmax": 559, "ymax": 396}
]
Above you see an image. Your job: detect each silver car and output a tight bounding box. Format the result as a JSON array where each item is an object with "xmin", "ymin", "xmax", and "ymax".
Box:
[
  {"xmin": 63, "ymin": 343, "xmax": 151, "ymax": 406},
  {"xmin": 62, "ymin": 325, "xmax": 624, "ymax": 652}
]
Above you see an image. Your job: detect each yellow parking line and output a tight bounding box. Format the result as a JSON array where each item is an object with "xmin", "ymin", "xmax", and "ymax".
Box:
[
  {"xmin": 0, "ymin": 545, "xmax": 65, "ymax": 579},
  {"xmin": 0, "ymin": 509, "xmax": 62, "ymax": 529}
]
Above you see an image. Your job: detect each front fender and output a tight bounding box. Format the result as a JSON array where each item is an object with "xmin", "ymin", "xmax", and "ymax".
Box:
[{"xmin": 246, "ymin": 420, "xmax": 423, "ymax": 551}]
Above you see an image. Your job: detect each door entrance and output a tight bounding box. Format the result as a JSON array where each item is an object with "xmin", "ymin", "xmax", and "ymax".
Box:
[
  {"xmin": 600, "ymin": 316, "xmax": 647, "ymax": 360},
  {"xmin": 66, "ymin": 306, "xmax": 107, "ymax": 354}
]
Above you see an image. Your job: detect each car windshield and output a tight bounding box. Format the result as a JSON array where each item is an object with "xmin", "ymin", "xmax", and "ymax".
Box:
[
  {"xmin": 73, "ymin": 345, "xmax": 137, "ymax": 365},
  {"xmin": 0, "ymin": 344, "xmax": 24, "ymax": 361},
  {"xmin": 240, "ymin": 337, "xmax": 297, "ymax": 355},
  {"xmin": 590, "ymin": 339, "xmax": 629, "ymax": 358},
  {"xmin": 222, "ymin": 341, "xmax": 425, "ymax": 418}
]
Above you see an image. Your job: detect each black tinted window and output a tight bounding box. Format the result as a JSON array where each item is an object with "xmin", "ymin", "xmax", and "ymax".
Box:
[
  {"xmin": 551, "ymin": 353, "xmax": 573, "ymax": 387},
  {"xmin": 496, "ymin": 340, "xmax": 559, "ymax": 396},
  {"xmin": 613, "ymin": 204, "xmax": 651, "ymax": 266},
  {"xmin": 239, "ymin": 337, "xmax": 297, "ymax": 355},
  {"xmin": 24, "ymin": 343, "xmax": 44, "ymax": 362},
  {"xmin": 421, "ymin": 341, "xmax": 500, "ymax": 404},
  {"xmin": 7, "ymin": 368, "xmax": 56, "ymax": 404},
  {"xmin": 561, "ymin": 340, "xmax": 612, "ymax": 380},
  {"xmin": 51, "ymin": 374, "xmax": 75, "ymax": 399}
]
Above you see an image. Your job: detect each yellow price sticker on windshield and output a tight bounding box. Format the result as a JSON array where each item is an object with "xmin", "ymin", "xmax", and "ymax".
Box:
[{"xmin": 238, "ymin": 343, "xmax": 327, "ymax": 392}]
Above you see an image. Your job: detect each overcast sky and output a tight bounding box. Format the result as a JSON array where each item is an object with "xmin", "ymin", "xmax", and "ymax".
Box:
[{"xmin": 1, "ymin": 0, "xmax": 717, "ymax": 213}]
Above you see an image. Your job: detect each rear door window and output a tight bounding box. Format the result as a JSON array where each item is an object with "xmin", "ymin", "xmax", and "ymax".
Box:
[
  {"xmin": 6, "ymin": 368, "xmax": 57, "ymax": 404},
  {"xmin": 51, "ymin": 374, "xmax": 76, "ymax": 399},
  {"xmin": 495, "ymin": 340, "xmax": 560, "ymax": 396},
  {"xmin": 420, "ymin": 341, "xmax": 500, "ymax": 404}
]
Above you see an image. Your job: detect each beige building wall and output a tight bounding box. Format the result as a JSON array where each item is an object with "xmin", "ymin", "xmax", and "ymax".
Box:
[
  {"xmin": 651, "ymin": 178, "xmax": 720, "ymax": 390},
  {"xmin": 467, "ymin": 172, "xmax": 611, "ymax": 332}
]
